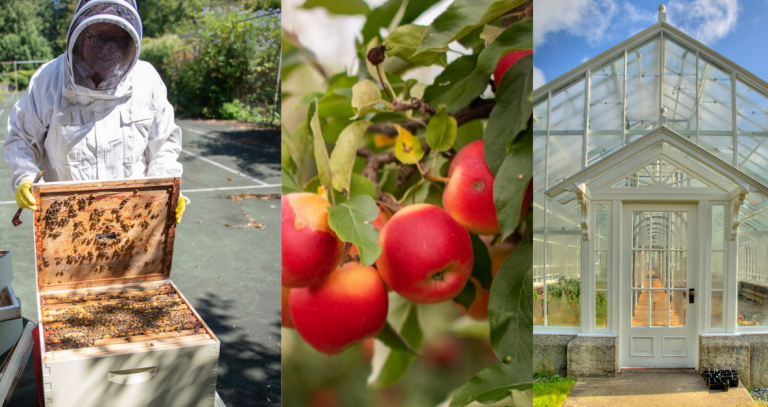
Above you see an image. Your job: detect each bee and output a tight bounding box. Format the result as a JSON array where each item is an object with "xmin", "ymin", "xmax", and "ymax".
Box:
[
  {"xmin": 52, "ymin": 231, "xmax": 62, "ymax": 238},
  {"xmin": 68, "ymin": 208, "xmax": 78, "ymax": 218},
  {"xmin": 133, "ymin": 189, "xmax": 139, "ymax": 195},
  {"xmin": 144, "ymin": 244, "xmax": 150, "ymax": 252}
]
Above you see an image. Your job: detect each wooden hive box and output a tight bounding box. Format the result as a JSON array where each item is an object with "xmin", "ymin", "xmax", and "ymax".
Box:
[{"xmin": 32, "ymin": 178, "xmax": 219, "ymax": 407}]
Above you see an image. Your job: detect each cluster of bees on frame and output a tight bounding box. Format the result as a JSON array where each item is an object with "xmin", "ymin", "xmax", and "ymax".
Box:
[
  {"xmin": 42, "ymin": 284, "xmax": 203, "ymax": 350},
  {"xmin": 38, "ymin": 190, "xmax": 167, "ymax": 282}
]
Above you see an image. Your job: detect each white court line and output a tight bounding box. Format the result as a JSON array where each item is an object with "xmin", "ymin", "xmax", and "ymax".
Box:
[
  {"xmin": 180, "ymin": 149, "xmax": 268, "ymax": 186},
  {"xmin": 182, "ymin": 184, "xmax": 280, "ymax": 193},
  {"xmin": 0, "ymin": 110, "xmax": 4, "ymax": 117}
]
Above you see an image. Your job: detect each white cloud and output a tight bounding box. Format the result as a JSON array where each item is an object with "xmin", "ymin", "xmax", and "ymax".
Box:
[
  {"xmin": 534, "ymin": 0, "xmax": 620, "ymax": 48},
  {"xmin": 666, "ymin": 0, "xmax": 740, "ymax": 45},
  {"xmin": 533, "ymin": 66, "xmax": 547, "ymax": 90}
]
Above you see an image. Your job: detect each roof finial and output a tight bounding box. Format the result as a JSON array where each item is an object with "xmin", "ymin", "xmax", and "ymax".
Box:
[{"xmin": 658, "ymin": 4, "xmax": 667, "ymax": 23}]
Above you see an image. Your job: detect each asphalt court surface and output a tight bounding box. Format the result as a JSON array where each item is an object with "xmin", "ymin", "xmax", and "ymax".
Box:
[{"xmin": 0, "ymin": 92, "xmax": 282, "ymax": 406}]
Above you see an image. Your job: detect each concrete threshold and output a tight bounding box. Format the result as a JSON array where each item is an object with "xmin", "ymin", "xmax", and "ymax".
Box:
[{"xmin": 563, "ymin": 368, "xmax": 757, "ymax": 407}]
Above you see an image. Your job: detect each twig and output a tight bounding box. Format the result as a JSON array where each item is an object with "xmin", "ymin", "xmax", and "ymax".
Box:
[{"xmin": 366, "ymin": 99, "xmax": 497, "ymax": 137}]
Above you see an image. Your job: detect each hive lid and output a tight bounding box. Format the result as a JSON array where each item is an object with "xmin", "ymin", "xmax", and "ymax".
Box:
[{"xmin": 31, "ymin": 177, "xmax": 180, "ymax": 292}]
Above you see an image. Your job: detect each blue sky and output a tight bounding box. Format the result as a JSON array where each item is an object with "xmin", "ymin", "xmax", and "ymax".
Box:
[{"xmin": 534, "ymin": 0, "xmax": 768, "ymax": 90}]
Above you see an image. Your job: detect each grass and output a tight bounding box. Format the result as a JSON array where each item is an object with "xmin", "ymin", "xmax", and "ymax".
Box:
[
  {"xmin": 749, "ymin": 387, "xmax": 768, "ymax": 407},
  {"xmin": 533, "ymin": 374, "xmax": 578, "ymax": 407}
]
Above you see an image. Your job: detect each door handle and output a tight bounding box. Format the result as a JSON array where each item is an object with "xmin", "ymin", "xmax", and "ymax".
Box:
[{"xmin": 689, "ymin": 288, "xmax": 695, "ymax": 304}]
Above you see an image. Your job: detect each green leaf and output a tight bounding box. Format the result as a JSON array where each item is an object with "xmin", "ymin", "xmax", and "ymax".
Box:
[
  {"xmin": 294, "ymin": 91, "xmax": 326, "ymax": 110},
  {"xmin": 489, "ymin": 241, "xmax": 532, "ymax": 365},
  {"xmin": 307, "ymin": 99, "xmax": 333, "ymax": 190},
  {"xmin": 484, "ymin": 54, "xmax": 533, "ymax": 175},
  {"xmin": 455, "ymin": 119, "xmax": 484, "ymax": 151},
  {"xmin": 452, "ymin": 279, "xmax": 476, "ymax": 311},
  {"xmin": 470, "ymin": 234, "xmax": 493, "ymax": 290},
  {"xmin": 448, "ymin": 362, "xmax": 532, "ymax": 407},
  {"xmin": 318, "ymin": 90, "xmax": 355, "ymax": 120},
  {"xmin": 281, "ymin": 165, "xmax": 302, "ymax": 194},
  {"xmin": 299, "ymin": 0, "xmax": 370, "ymax": 15},
  {"xmin": 394, "ymin": 125, "xmax": 425, "ymax": 164},
  {"xmin": 376, "ymin": 321, "xmax": 420, "ymax": 355},
  {"xmin": 477, "ymin": 19, "xmax": 532, "ymax": 75},
  {"xmin": 451, "ymin": 315, "xmax": 490, "ymax": 338},
  {"xmin": 457, "ymin": 25, "xmax": 486, "ymax": 53},
  {"xmin": 330, "ymin": 120, "xmax": 373, "ymax": 193},
  {"xmin": 281, "ymin": 137, "xmax": 293, "ymax": 170},
  {"xmin": 426, "ymin": 106, "xmax": 458, "ymax": 152},
  {"xmin": 494, "ymin": 130, "xmax": 532, "ymax": 240},
  {"xmin": 368, "ymin": 295, "xmax": 423, "ymax": 389},
  {"xmin": 384, "ymin": 24, "xmax": 448, "ymax": 67},
  {"xmin": 349, "ymin": 173, "xmax": 378, "ymax": 199},
  {"xmin": 283, "ymin": 124, "xmax": 315, "ymax": 187},
  {"xmin": 352, "ymin": 80, "xmax": 390, "ymax": 119},
  {"xmin": 480, "ymin": 24, "xmax": 505, "ymax": 44},
  {"xmin": 361, "ymin": 0, "xmax": 442, "ymax": 44},
  {"xmin": 416, "ymin": 0, "xmax": 526, "ymax": 55},
  {"xmin": 424, "ymin": 55, "xmax": 490, "ymax": 113},
  {"xmin": 327, "ymin": 195, "xmax": 382, "ymax": 266}
]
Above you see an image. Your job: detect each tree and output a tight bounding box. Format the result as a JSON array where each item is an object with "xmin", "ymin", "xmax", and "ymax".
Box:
[{"xmin": 0, "ymin": 0, "xmax": 54, "ymax": 71}]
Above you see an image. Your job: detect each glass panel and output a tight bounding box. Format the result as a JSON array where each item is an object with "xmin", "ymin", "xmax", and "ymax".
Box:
[
  {"xmin": 596, "ymin": 251, "xmax": 608, "ymax": 289},
  {"xmin": 712, "ymin": 252, "xmax": 724, "ymax": 289},
  {"xmin": 626, "ymin": 37, "xmax": 661, "ymax": 130},
  {"xmin": 651, "ymin": 290, "xmax": 669, "ymax": 326},
  {"xmin": 650, "ymin": 251, "xmax": 668, "ymax": 288},
  {"xmin": 595, "ymin": 205, "xmax": 609, "ymax": 251},
  {"xmin": 546, "ymin": 276, "xmax": 581, "ymax": 327},
  {"xmin": 670, "ymin": 290, "xmax": 687, "ymax": 327},
  {"xmin": 551, "ymin": 79, "xmax": 585, "ymax": 132},
  {"xmin": 737, "ymin": 135, "xmax": 768, "ymax": 184},
  {"xmin": 651, "ymin": 212, "xmax": 669, "ymax": 250},
  {"xmin": 533, "ymin": 99, "xmax": 548, "ymax": 132},
  {"xmin": 670, "ymin": 251, "xmax": 687, "ymax": 288},
  {"xmin": 534, "ymin": 232, "xmax": 544, "ymax": 326},
  {"xmin": 663, "ymin": 38, "xmax": 697, "ymax": 133},
  {"xmin": 711, "ymin": 291, "xmax": 723, "ymax": 329},
  {"xmin": 589, "ymin": 56, "xmax": 625, "ymax": 131},
  {"xmin": 596, "ymin": 291, "xmax": 608, "ymax": 329},
  {"xmin": 533, "ymin": 135, "xmax": 546, "ymax": 228},
  {"xmin": 737, "ymin": 200, "xmax": 768, "ymax": 328},
  {"xmin": 546, "ymin": 194, "xmax": 580, "ymax": 231},
  {"xmin": 670, "ymin": 212, "xmax": 687, "ymax": 250},
  {"xmin": 547, "ymin": 135, "xmax": 583, "ymax": 185},
  {"xmin": 632, "ymin": 290, "xmax": 650, "ymax": 326},
  {"xmin": 712, "ymin": 205, "xmax": 724, "ymax": 251},
  {"xmin": 699, "ymin": 135, "xmax": 733, "ymax": 165},
  {"xmin": 736, "ymin": 79, "xmax": 768, "ymax": 134},
  {"xmin": 633, "ymin": 251, "xmax": 649, "ymax": 288},
  {"xmin": 633, "ymin": 211, "xmax": 650, "ymax": 249},
  {"xmin": 587, "ymin": 134, "xmax": 622, "ymax": 167},
  {"xmin": 698, "ymin": 56, "xmax": 732, "ymax": 131}
]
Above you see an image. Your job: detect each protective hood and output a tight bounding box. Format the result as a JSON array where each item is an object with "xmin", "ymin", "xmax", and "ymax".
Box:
[{"xmin": 66, "ymin": 0, "xmax": 142, "ymax": 91}]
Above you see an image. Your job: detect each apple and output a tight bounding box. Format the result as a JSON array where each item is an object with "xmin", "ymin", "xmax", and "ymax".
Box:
[
  {"xmin": 377, "ymin": 204, "xmax": 473, "ymax": 303},
  {"xmin": 289, "ymin": 262, "xmax": 388, "ymax": 355},
  {"xmin": 281, "ymin": 286, "xmax": 293, "ymax": 328},
  {"xmin": 282, "ymin": 193, "xmax": 344, "ymax": 287},
  {"xmin": 456, "ymin": 242, "xmax": 517, "ymax": 319},
  {"xmin": 494, "ymin": 49, "xmax": 533, "ymax": 89},
  {"xmin": 443, "ymin": 140, "xmax": 500, "ymax": 235}
]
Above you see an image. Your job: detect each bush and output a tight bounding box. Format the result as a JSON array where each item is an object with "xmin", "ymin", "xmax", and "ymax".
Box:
[
  {"xmin": 0, "ymin": 69, "xmax": 36, "ymax": 91},
  {"xmin": 219, "ymin": 99, "xmax": 279, "ymax": 125},
  {"xmin": 140, "ymin": 6, "xmax": 280, "ymax": 120}
]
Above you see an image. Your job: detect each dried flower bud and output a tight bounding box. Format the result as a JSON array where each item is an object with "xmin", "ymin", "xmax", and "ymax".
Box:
[{"xmin": 367, "ymin": 46, "xmax": 387, "ymax": 66}]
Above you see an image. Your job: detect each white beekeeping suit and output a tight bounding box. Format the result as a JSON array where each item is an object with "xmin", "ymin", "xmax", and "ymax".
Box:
[{"xmin": 4, "ymin": 0, "xmax": 183, "ymax": 191}]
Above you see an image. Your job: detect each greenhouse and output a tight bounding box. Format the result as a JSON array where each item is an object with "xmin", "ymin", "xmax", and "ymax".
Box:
[{"xmin": 533, "ymin": 6, "xmax": 768, "ymax": 385}]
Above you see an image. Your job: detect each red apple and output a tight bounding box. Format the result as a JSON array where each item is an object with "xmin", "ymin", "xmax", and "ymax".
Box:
[
  {"xmin": 494, "ymin": 49, "xmax": 533, "ymax": 88},
  {"xmin": 289, "ymin": 262, "xmax": 388, "ymax": 355},
  {"xmin": 281, "ymin": 286, "xmax": 293, "ymax": 328},
  {"xmin": 377, "ymin": 204, "xmax": 473, "ymax": 304},
  {"xmin": 443, "ymin": 140, "xmax": 500, "ymax": 235},
  {"xmin": 423, "ymin": 334, "xmax": 463, "ymax": 367},
  {"xmin": 282, "ymin": 193, "xmax": 344, "ymax": 287}
]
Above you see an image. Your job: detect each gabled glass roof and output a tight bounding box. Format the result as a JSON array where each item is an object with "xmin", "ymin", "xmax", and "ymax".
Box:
[{"xmin": 612, "ymin": 158, "xmax": 707, "ymax": 188}]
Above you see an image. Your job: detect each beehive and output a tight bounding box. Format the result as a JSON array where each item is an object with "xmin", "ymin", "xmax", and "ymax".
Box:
[{"xmin": 33, "ymin": 178, "xmax": 219, "ymax": 407}]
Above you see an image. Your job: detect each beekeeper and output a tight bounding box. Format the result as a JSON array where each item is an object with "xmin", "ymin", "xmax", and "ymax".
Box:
[{"xmin": 4, "ymin": 0, "xmax": 186, "ymax": 222}]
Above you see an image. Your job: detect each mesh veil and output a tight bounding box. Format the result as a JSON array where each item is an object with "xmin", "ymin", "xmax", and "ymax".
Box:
[{"xmin": 67, "ymin": 1, "xmax": 142, "ymax": 90}]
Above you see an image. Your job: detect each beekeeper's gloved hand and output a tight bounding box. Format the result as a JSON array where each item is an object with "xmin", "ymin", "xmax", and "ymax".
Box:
[
  {"xmin": 15, "ymin": 181, "xmax": 37, "ymax": 211},
  {"xmin": 176, "ymin": 192, "xmax": 186, "ymax": 224}
]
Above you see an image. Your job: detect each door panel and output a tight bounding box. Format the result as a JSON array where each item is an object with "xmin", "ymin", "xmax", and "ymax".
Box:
[{"xmin": 621, "ymin": 203, "xmax": 697, "ymax": 367}]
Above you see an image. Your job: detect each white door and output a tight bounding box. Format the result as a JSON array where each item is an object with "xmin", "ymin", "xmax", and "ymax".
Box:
[{"xmin": 621, "ymin": 203, "xmax": 697, "ymax": 368}]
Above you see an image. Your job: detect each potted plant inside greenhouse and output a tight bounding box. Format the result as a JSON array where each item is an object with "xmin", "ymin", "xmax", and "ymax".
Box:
[{"xmin": 533, "ymin": 5, "xmax": 768, "ymax": 388}]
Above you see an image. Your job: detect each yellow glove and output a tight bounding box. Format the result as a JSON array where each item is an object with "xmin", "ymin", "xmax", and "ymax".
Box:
[
  {"xmin": 15, "ymin": 181, "xmax": 37, "ymax": 211},
  {"xmin": 176, "ymin": 192, "xmax": 186, "ymax": 224}
]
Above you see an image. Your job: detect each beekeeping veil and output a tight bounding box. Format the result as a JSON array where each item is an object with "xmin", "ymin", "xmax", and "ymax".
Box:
[{"xmin": 66, "ymin": 0, "xmax": 142, "ymax": 90}]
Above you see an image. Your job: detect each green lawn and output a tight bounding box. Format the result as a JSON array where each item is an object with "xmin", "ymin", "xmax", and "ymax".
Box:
[
  {"xmin": 533, "ymin": 375, "xmax": 578, "ymax": 407},
  {"xmin": 748, "ymin": 388, "xmax": 768, "ymax": 407}
]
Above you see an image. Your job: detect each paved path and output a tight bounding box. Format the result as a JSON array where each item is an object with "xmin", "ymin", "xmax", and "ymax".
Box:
[
  {"xmin": 564, "ymin": 369, "xmax": 757, "ymax": 407},
  {"xmin": 0, "ymin": 92, "xmax": 281, "ymax": 406}
]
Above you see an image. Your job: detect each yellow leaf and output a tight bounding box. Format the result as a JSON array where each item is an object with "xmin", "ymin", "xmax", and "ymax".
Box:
[
  {"xmin": 394, "ymin": 125, "xmax": 424, "ymax": 164},
  {"xmin": 317, "ymin": 186, "xmax": 328, "ymax": 200},
  {"xmin": 374, "ymin": 133, "xmax": 397, "ymax": 147}
]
